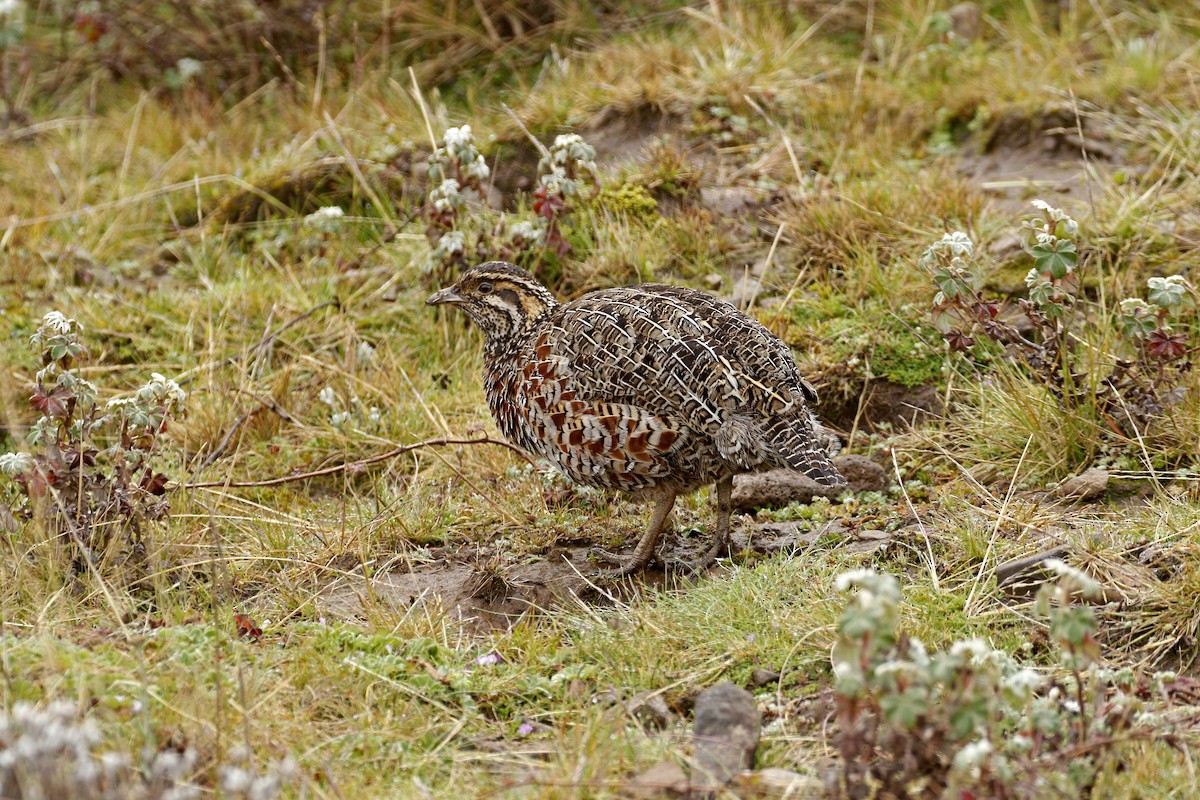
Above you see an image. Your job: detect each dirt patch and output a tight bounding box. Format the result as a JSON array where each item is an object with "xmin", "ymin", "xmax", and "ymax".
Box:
[
  {"xmin": 818, "ymin": 379, "xmax": 944, "ymax": 432},
  {"xmin": 318, "ymin": 502, "xmax": 906, "ymax": 632},
  {"xmin": 584, "ymin": 103, "xmax": 682, "ymax": 168},
  {"xmin": 959, "ymin": 108, "xmax": 1124, "ymax": 219},
  {"xmin": 318, "ymin": 550, "xmax": 608, "ymax": 633}
]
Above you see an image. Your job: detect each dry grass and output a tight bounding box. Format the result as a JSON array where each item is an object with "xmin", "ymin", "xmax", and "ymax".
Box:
[{"xmin": 2, "ymin": 1, "xmax": 1200, "ymax": 797}]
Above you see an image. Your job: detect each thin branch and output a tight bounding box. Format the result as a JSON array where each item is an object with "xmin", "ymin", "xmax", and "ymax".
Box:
[{"xmin": 177, "ymin": 435, "xmax": 531, "ymax": 489}]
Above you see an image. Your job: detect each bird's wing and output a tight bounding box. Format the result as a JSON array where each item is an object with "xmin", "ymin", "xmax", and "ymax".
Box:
[{"xmin": 546, "ymin": 285, "xmax": 811, "ymax": 424}]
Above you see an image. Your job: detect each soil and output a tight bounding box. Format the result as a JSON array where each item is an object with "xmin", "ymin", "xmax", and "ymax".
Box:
[
  {"xmin": 318, "ymin": 514, "xmax": 904, "ymax": 632},
  {"xmin": 958, "ymin": 108, "xmax": 1124, "ymax": 220}
]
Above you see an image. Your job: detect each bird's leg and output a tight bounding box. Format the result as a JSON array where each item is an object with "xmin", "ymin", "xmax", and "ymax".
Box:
[
  {"xmin": 689, "ymin": 475, "xmax": 734, "ymax": 573},
  {"xmin": 592, "ymin": 489, "xmax": 677, "ymax": 577}
]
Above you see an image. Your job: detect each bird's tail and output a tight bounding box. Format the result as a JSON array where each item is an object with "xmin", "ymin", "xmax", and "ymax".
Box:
[{"xmin": 766, "ymin": 413, "xmax": 847, "ymax": 487}]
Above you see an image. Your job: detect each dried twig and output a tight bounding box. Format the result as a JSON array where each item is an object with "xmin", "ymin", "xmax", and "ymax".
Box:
[{"xmin": 178, "ymin": 435, "xmax": 531, "ymax": 489}]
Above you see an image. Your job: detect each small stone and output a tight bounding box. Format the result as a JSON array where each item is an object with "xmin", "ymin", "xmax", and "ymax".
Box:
[
  {"xmin": 699, "ymin": 186, "xmax": 761, "ymax": 215},
  {"xmin": 857, "ymin": 529, "xmax": 889, "ymax": 540},
  {"xmin": 625, "ymin": 761, "xmax": 689, "ymax": 799},
  {"xmin": 1053, "ymin": 468, "xmax": 1109, "ymax": 501},
  {"xmin": 949, "ymin": 2, "xmax": 982, "ymax": 41},
  {"xmin": 832, "ymin": 454, "xmax": 889, "ymax": 493},
  {"xmin": 704, "ymin": 273, "xmax": 724, "ymax": 290},
  {"xmin": 624, "ymin": 690, "xmax": 676, "ymax": 730},
  {"xmin": 691, "ymin": 682, "xmax": 761, "ymax": 792},
  {"xmin": 748, "ymin": 669, "xmax": 782, "ymax": 689},
  {"xmin": 732, "ymin": 471, "xmax": 835, "ymax": 511},
  {"xmin": 987, "ymin": 232, "xmax": 1024, "ymax": 261}
]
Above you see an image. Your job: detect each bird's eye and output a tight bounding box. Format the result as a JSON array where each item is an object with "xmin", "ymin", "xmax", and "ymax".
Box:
[{"xmin": 478, "ymin": 282, "xmax": 493, "ymax": 294}]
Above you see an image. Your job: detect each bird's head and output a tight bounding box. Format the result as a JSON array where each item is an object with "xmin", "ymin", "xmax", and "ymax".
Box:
[{"xmin": 426, "ymin": 262, "xmax": 558, "ymax": 340}]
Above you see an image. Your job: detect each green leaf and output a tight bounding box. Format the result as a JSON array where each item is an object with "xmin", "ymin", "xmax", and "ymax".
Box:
[
  {"xmin": 881, "ymin": 689, "xmax": 927, "ymax": 730},
  {"xmin": 1032, "ymin": 239, "xmax": 1077, "ymax": 279}
]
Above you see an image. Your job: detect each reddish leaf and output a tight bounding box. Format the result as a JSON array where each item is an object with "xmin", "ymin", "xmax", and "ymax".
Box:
[
  {"xmin": 945, "ymin": 329, "xmax": 975, "ymax": 353},
  {"xmin": 972, "ymin": 300, "xmax": 1000, "ymax": 321},
  {"xmin": 532, "ymin": 186, "xmax": 565, "ymax": 220},
  {"xmin": 234, "ymin": 613, "xmax": 262, "ymax": 641},
  {"xmin": 1146, "ymin": 330, "xmax": 1188, "ymax": 361},
  {"xmin": 30, "ymin": 385, "xmax": 73, "ymax": 419},
  {"xmin": 140, "ymin": 470, "xmax": 170, "ymax": 496}
]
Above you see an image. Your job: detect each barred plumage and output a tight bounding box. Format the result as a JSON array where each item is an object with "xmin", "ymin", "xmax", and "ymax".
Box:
[{"xmin": 428, "ymin": 261, "xmax": 845, "ymax": 574}]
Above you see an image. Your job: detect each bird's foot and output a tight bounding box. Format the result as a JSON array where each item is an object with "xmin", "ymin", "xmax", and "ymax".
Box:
[{"xmin": 588, "ymin": 547, "xmax": 652, "ymax": 579}]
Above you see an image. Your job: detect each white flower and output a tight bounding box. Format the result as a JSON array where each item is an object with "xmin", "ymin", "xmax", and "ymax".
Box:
[
  {"xmin": 507, "ymin": 219, "xmax": 545, "ymax": 244},
  {"xmin": 318, "ymin": 387, "xmax": 337, "ymax": 407},
  {"xmin": 0, "ymin": 451, "xmax": 33, "ymax": 476},
  {"xmin": 1042, "ymin": 558, "xmax": 1101, "ymax": 597},
  {"xmin": 952, "ymin": 738, "xmax": 992, "ymax": 775},
  {"xmin": 442, "ymin": 125, "xmax": 473, "ymax": 151},
  {"xmin": 463, "ymin": 154, "xmax": 490, "ymax": 181},
  {"xmin": 429, "ymin": 178, "xmax": 463, "ymax": 211},
  {"xmin": 834, "ymin": 568, "xmax": 878, "ymax": 592},
  {"xmin": 1120, "ymin": 298, "xmax": 1151, "ymax": 315},
  {"xmin": 949, "ymin": 638, "xmax": 993, "ymax": 663},
  {"xmin": 1030, "ymin": 199, "xmax": 1078, "ymax": 235},
  {"xmin": 330, "ymin": 411, "xmax": 350, "ymax": 428},
  {"xmin": 538, "ymin": 166, "xmax": 577, "ymax": 197},
  {"xmin": 220, "ymin": 765, "xmax": 254, "ymax": 793},
  {"xmin": 175, "ymin": 57, "xmax": 202, "ymax": 81},
  {"xmin": 305, "ymin": 206, "xmax": 343, "ymax": 222},
  {"xmin": 1003, "ymin": 668, "xmax": 1044, "ymax": 698},
  {"xmin": 303, "ymin": 206, "xmax": 345, "ymax": 231},
  {"xmin": 431, "ymin": 230, "xmax": 465, "ymax": 259},
  {"xmin": 41, "ymin": 311, "xmax": 74, "ymax": 334},
  {"xmin": 942, "ymin": 231, "xmax": 974, "ymax": 256}
]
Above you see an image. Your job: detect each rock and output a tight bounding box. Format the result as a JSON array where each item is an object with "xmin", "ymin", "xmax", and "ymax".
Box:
[
  {"xmin": 987, "ymin": 232, "xmax": 1024, "ymax": 261},
  {"xmin": 704, "ymin": 273, "xmax": 724, "ymax": 290},
  {"xmin": 833, "ymin": 454, "xmax": 889, "ymax": 493},
  {"xmin": 949, "ymin": 2, "xmax": 982, "ymax": 41},
  {"xmin": 745, "ymin": 521, "xmax": 824, "ymax": 554},
  {"xmin": 732, "ymin": 456, "xmax": 885, "ymax": 512},
  {"xmin": 732, "ymin": 471, "xmax": 835, "ymax": 511},
  {"xmin": 844, "ymin": 528, "xmax": 896, "ymax": 555},
  {"xmin": 691, "ymin": 682, "xmax": 761, "ymax": 792},
  {"xmin": 731, "ymin": 768, "xmax": 824, "ymax": 797},
  {"xmin": 624, "ymin": 761, "xmax": 689, "ymax": 799},
  {"xmin": 730, "ymin": 274, "xmax": 765, "ymax": 309},
  {"xmin": 1053, "ymin": 468, "xmax": 1109, "ymax": 501},
  {"xmin": 624, "ymin": 690, "xmax": 677, "ymax": 730},
  {"xmin": 748, "ymin": 668, "xmax": 782, "ymax": 689}
]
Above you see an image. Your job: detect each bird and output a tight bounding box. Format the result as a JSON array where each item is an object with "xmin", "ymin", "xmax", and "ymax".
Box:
[{"xmin": 427, "ymin": 261, "xmax": 846, "ymax": 575}]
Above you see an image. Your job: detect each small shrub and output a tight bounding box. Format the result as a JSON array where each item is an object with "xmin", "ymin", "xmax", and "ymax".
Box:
[
  {"xmin": 921, "ymin": 201, "xmax": 1195, "ymax": 438},
  {"xmin": 0, "ymin": 313, "xmax": 186, "ymax": 579},
  {"xmin": 421, "ymin": 125, "xmax": 599, "ymax": 286},
  {"xmin": 0, "ymin": 701, "xmax": 297, "ymax": 800},
  {"xmin": 828, "ymin": 566, "xmax": 1181, "ymax": 799}
]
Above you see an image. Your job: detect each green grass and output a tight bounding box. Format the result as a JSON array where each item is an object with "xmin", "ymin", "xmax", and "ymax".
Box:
[{"xmin": 2, "ymin": 1, "xmax": 1200, "ymax": 797}]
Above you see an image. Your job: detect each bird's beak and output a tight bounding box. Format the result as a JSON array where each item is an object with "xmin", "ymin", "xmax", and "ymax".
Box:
[{"xmin": 426, "ymin": 287, "xmax": 465, "ymax": 306}]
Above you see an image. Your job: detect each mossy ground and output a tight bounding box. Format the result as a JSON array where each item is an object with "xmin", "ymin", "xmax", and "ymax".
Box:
[{"xmin": 2, "ymin": 1, "xmax": 1200, "ymax": 797}]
